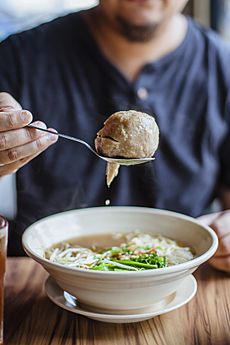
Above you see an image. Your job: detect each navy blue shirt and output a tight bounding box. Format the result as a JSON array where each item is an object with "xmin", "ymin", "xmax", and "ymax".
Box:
[{"xmin": 0, "ymin": 12, "xmax": 230, "ymax": 255}]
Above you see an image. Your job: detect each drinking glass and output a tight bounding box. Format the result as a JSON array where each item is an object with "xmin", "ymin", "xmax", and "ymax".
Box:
[{"xmin": 0, "ymin": 217, "xmax": 8, "ymax": 345}]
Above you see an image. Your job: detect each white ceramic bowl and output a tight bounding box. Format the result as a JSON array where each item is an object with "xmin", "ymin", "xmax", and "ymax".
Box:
[{"xmin": 22, "ymin": 207, "xmax": 218, "ymax": 314}]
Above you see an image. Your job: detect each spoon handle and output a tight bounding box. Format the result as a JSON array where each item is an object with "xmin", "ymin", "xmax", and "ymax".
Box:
[{"xmin": 27, "ymin": 124, "xmax": 99, "ymax": 156}]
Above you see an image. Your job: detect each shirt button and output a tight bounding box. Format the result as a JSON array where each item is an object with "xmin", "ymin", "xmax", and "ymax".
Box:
[{"xmin": 137, "ymin": 87, "xmax": 149, "ymax": 100}]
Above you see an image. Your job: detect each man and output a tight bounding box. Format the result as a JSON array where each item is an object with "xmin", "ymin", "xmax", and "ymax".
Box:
[{"xmin": 0, "ymin": 0, "xmax": 230, "ymax": 271}]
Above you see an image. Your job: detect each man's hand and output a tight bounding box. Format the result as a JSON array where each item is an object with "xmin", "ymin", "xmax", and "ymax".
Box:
[
  {"xmin": 198, "ymin": 210, "xmax": 230, "ymax": 273},
  {"xmin": 0, "ymin": 92, "xmax": 58, "ymax": 176}
]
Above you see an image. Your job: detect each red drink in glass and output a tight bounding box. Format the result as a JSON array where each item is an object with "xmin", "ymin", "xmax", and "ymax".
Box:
[{"xmin": 0, "ymin": 217, "xmax": 8, "ymax": 345}]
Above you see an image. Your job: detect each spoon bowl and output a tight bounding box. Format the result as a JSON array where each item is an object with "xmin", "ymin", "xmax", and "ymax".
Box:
[
  {"xmin": 28, "ymin": 124, "xmax": 155, "ymax": 166},
  {"xmin": 101, "ymin": 156, "xmax": 155, "ymax": 166}
]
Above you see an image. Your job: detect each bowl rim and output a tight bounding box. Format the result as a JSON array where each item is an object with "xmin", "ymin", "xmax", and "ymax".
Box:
[{"xmin": 22, "ymin": 206, "xmax": 219, "ymax": 277}]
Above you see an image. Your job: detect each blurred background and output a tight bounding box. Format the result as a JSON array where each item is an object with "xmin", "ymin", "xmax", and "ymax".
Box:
[
  {"xmin": 0, "ymin": 0, "xmax": 98, "ymax": 40},
  {"xmin": 0, "ymin": 0, "xmax": 230, "ymax": 43}
]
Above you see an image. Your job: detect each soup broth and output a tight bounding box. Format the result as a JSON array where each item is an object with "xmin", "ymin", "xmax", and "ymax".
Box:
[{"xmin": 45, "ymin": 232, "xmax": 194, "ymax": 271}]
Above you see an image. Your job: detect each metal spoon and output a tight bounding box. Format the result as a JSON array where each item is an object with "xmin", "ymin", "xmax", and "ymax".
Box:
[{"xmin": 28, "ymin": 124, "xmax": 155, "ymax": 166}]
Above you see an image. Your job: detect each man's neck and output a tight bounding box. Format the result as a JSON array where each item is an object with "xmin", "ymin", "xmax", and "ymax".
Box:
[{"xmin": 84, "ymin": 10, "xmax": 188, "ymax": 82}]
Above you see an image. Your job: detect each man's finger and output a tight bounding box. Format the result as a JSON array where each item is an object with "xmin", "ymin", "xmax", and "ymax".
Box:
[
  {"xmin": 198, "ymin": 212, "xmax": 220, "ymax": 225},
  {"xmin": 0, "ymin": 110, "xmax": 33, "ymax": 132},
  {"xmin": 215, "ymin": 234, "xmax": 230, "ymax": 256},
  {"xmin": 0, "ymin": 129, "xmax": 58, "ymax": 176},
  {"xmin": 0, "ymin": 92, "xmax": 22, "ymax": 111},
  {"xmin": 0, "ymin": 121, "xmax": 47, "ymax": 151},
  {"xmin": 0, "ymin": 150, "xmax": 46, "ymax": 177},
  {"xmin": 210, "ymin": 211, "xmax": 230, "ymax": 239},
  {"xmin": 0, "ymin": 132, "xmax": 57, "ymax": 165},
  {"xmin": 209, "ymin": 255, "xmax": 230, "ymax": 273}
]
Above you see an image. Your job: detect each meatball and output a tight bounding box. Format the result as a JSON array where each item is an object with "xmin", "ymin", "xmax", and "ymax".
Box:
[{"xmin": 95, "ymin": 110, "xmax": 159, "ymax": 186}]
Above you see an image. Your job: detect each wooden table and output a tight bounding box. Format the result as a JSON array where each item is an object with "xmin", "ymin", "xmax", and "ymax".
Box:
[{"xmin": 4, "ymin": 258, "xmax": 230, "ymax": 345}]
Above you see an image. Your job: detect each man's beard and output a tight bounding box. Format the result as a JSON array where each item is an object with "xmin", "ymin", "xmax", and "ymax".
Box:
[{"xmin": 116, "ymin": 15, "xmax": 159, "ymax": 42}]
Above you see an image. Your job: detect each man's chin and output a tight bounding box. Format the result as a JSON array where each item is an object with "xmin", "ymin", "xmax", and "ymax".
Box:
[{"xmin": 116, "ymin": 15, "xmax": 159, "ymax": 42}]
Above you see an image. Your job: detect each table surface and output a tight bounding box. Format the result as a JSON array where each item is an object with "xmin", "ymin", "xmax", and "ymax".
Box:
[{"xmin": 4, "ymin": 258, "xmax": 230, "ymax": 345}]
